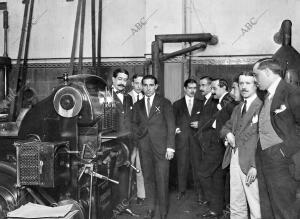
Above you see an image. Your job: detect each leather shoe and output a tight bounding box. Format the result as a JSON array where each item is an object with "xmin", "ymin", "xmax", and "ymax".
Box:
[
  {"xmin": 176, "ymin": 191, "xmax": 185, "ymax": 200},
  {"xmin": 136, "ymin": 197, "xmax": 145, "ymax": 205},
  {"xmin": 202, "ymin": 210, "xmax": 219, "ymax": 218},
  {"xmin": 144, "ymin": 209, "xmax": 155, "ymax": 219}
]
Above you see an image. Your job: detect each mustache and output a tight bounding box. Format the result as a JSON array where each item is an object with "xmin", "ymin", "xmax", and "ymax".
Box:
[
  {"xmin": 117, "ymin": 84, "xmax": 125, "ymax": 87},
  {"xmin": 241, "ymin": 89, "xmax": 248, "ymax": 92}
]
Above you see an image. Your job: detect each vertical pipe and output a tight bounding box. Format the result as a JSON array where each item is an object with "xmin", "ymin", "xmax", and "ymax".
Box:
[
  {"xmin": 4, "ymin": 66, "xmax": 8, "ymax": 98},
  {"xmin": 9, "ymin": 0, "xmax": 30, "ymax": 121},
  {"xmin": 282, "ymin": 20, "xmax": 292, "ymax": 46},
  {"xmin": 157, "ymin": 39, "xmax": 164, "ymax": 96},
  {"xmin": 16, "ymin": 0, "xmax": 35, "ymax": 116},
  {"xmin": 3, "ymin": 10, "xmax": 8, "ymax": 57},
  {"xmin": 151, "ymin": 41, "xmax": 160, "ymax": 78},
  {"xmin": 78, "ymin": 0, "xmax": 86, "ymax": 74},
  {"xmin": 91, "ymin": 0, "xmax": 96, "ymax": 68},
  {"xmin": 69, "ymin": 0, "xmax": 82, "ymax": 75},
  {"xmin": 3, "ymin": 10, "xmax": 9, "ymax": 98},
  {"xmin": 188, "ymin": 42, "xmax": 192, "ymax": 78},
  {"xmin": 97, "ymin": 0, "xmax": 103, "ymax": 69}
]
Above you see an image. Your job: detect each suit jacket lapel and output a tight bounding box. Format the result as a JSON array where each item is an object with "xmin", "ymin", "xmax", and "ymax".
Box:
[
  {"xmin": 182, "ymin": 98, "xmax": 191, "ymax": 117},
  {"xmin": 191, "ymin": 99, "xmax": 201, "ymax": 116},
  {"xmin": 236, "ymin": 97, "xmax": 261, "ymax": 135},
  {"xmin": 148, "ymin": 95, "xmax": 160, "ymax": 119},
  {"xmin": 113, "ymin": 91, "xmax": 123, "ymax": 112},
  {"xmin": 139, "ymin": 97, "xmax": 147, "ymax": 119}
]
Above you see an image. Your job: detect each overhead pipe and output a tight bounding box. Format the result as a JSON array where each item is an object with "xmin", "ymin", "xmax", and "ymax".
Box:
[
  {"xmin": 155, "ymin": 33, "xmax": 218, "ymax": 44},
  {"xmin": 160, "ymin": 42, "xmax": 207, "ymax": 61},
  {"xmin": 151, "ymin": 33, "xmax": 218, "ymax": 96}
]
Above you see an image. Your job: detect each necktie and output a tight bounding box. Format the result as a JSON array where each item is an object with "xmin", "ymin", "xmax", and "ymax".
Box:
[
  {"xmin": 137, "ymin": 94, "xmax": 140, "ymax": 101},
  {"xmin": 241, "ymin": 100, "xmax": 247, "ymax": 116},
  {"xmin": 265, "ymin": 91, "xmax": 270, "ymax": 101},
  {"xmin": 116, "ymin": 90, "xmax": 125, "ymax": 94},
  {"xmin": 204, "ymin": 96, "xmax": 208, "ymax": 105},
  {"xmin": 188, "ymin": 99, "xmax": 192, "ymax": 115},
  {"xmin": 147, "ymin": 97, "xmax": 151, "ymax": 116}
]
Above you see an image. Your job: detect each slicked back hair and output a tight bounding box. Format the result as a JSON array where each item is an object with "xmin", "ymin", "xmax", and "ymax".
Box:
[
  {"xmin": 255, "ymin": 58, "xmax": 283, "ymax": 76},
  {"xmin": 199, "ymin": 76, "xmax": 213, "ymax": 84},
  {"xmin": 213, "ymin": 78, "xmax": 229, "ymax": 91},
  {"xmin": 142, "ymin": 75, "xmax": 158, "ymax": 85},
  {"xmin": 132, "ymin": 73, "xmax": 144, "ymax": 81},
  {"xmin": 184, "ymin": 78, "xmax": 197, "ymax": 88},
  {"xmin": 113, "ymin": 68, "xmax": 129, "ymax": 78}
]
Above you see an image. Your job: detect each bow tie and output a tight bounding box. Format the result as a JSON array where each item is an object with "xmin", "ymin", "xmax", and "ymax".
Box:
[{"xmin": 116, "ymin": 90, "xmax": 125, "ymax": 94}]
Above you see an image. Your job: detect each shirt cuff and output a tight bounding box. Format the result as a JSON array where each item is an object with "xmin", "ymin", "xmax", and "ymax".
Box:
[{"xmin": 167, "ymin": 148, "xmax": 175, "ymax": 153}]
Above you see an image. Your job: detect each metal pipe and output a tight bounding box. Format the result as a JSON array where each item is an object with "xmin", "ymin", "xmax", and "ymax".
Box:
[
  {"xmin": 9, "ymin": 0, "xmax": 31, "ymax": 121},
  {"xmin": 2, "ymin": 9, "xmax": 9, "ymax": 98},
  {"xmin": 151, "ymin": 41, "xmax": 160, "ymax": 77},
  {"xmin": 69, "ymin": 0, "xmax": 82, "ymax": 75},
  {"xmin": 97, "ymin": 0, "xmax": 103, "ymax": 68},
  {"xmin": 155, "ymin": 33, "xmax": 217, "ymax": 44},
  {"xmin": 274, "ymin": 20, "xmax": 292, "ymax": 46},
  {"xmin": 78, "ymin": 0, "xmax": 86, "ymax": 74},
  {"xmin": 91, "ymin": 0, "xmax": 96, "ymax": 68},
  {"xmin": 282, "ymin": 20, "xmax": 292, "ymax": 46},
  {"xmin": 3, "ymin": 10, "xmax": 8, "ymax": 57},
  {"xmin": 188, "ymin": 42, "xmax": 192, "ymax": 78},
  {"xmin": 160, "ymin": 42, "xmax": 206, "ymax": 61},
  {"xmin": 15, "ymin": 0, "xmax": 35, "ymax": 117}
]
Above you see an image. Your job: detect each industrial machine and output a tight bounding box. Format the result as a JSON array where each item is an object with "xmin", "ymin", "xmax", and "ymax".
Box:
[{"xmin": 0, "ymin": 73, "xmax": 135, "ymax": 219}]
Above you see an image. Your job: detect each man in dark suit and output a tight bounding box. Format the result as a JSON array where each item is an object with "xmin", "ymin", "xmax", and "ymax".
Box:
[
  {"xmin": 132, "ymin": 75, "xmax": 175, "ymax": 219},
  {"xmin": 220, "ymin": 71, "xmax": 262, "ymax": 219},
  {"xmin": 111, "ymin": 68, "xmax": 137, "ymax": 217},
  {"xmin": 197, "ymin": 78, "xmax": 237, "ymax": 218},
  {"xmin": 173, "ymin": 79, "xmax": 203, "ymax": 201},
  {"xmin": 253, "ymin": 58, "xmax": 300, "ymax": 219}
]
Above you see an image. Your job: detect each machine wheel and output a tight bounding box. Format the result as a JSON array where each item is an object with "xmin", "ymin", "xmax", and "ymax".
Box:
[{"xmin": 0, "ymin": 162, "xmax": 31, "ymax": 219}]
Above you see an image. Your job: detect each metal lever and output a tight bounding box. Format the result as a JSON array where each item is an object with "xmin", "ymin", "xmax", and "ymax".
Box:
[
  {"xmin": 125, "ymin": 161, "xmax": 140, "ymax": 173},
  {"xmin": 85, "ymin": 169, "xmax": 119, "ymax": 184}
]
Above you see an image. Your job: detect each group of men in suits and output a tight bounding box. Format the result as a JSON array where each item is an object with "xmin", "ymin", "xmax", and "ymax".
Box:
[{"xmin": 111, "ymin": 57, "xmax": 300, "ymax": 219}]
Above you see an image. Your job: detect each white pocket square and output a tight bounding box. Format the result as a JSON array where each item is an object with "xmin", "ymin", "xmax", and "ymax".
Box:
[
  {"xmin": 251, "ymin": 114, "xmax": 258, "ymax": 124},
  {"xmin": 274, "ymin": 104, "xmax": 287, "ymax": 115},
  {"xmin": 196, "ymin": 111, "xmax": 200, "ymax": 114}
]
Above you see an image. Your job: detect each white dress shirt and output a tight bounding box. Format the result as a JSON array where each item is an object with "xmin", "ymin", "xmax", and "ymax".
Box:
[
  {"xmin": 113, "ymin": 86, "xmax": 124, "ymax": 104},
  {"xmin": 204, "ymin": 92, "xmax": 212, "ymax": 105},
  {"xmin": 267, "ymin": 77, "xmax": 281, "ymax": 100},
  {"xmin": 185, "ymin": 95, "xmax": 194, "ymax": 115},
  {"xmin": 242, "ymin": 93, "xmax": 257, "ymax": 113},
  {"xmin": 131, "ymin": 90, "xmax": 144, "ymax": 104}
]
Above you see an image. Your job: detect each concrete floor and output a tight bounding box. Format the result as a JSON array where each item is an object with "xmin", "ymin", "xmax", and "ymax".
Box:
[{"xmin": 116, "ymin": 190, "xmax": 229, "ymax": 219}]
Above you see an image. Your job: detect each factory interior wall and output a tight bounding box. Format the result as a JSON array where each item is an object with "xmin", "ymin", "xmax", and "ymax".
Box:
[{"xmin": 1, "ymin": 0, "xmax": 299, "ymax": 101}]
